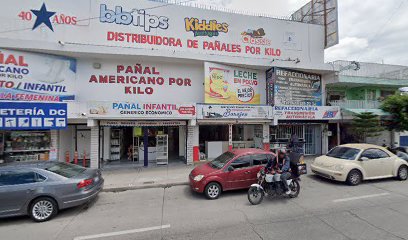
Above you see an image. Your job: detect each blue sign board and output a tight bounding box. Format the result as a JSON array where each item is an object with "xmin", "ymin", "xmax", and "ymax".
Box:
[{"xmin": 0, "ymin": 101, "xmax": 67, "ymax": 130}]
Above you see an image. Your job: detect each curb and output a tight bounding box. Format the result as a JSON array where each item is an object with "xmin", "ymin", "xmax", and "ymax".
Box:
[{"xmin": 102, "ymin": 181, "xmax": 189, "ymax": 192}]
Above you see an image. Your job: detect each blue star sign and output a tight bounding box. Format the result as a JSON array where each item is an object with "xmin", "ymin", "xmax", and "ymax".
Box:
[{"xmin": 31, "ymin": 3, "xmax": 56, "ymax": 31}]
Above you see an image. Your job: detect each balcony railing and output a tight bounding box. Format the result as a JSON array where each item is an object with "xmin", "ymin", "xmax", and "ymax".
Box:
[{"xmin": 329, "ymin": 100, "xmax": 381, "ymax": 109}]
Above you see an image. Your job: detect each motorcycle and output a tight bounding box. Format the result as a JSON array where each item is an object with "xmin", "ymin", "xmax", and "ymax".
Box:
[{"xmin": 247, "ymin": 169, "xmax": 300, "ymax": 205}]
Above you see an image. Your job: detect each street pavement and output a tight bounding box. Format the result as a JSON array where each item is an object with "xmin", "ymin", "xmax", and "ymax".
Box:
[{"xmin": 2, "ymin": 171, "xmax": 408, "ymax": 240}]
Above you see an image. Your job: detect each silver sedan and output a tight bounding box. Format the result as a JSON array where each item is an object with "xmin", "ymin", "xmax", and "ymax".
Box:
[{"xmin": 0, "ymin": 161, "xmax": 104, "ymax": 222}]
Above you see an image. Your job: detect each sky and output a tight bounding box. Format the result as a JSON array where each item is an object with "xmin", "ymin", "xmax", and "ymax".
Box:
[{"xmin": 195, "ymin": 0, "xmax": 408, "ymax": 65}]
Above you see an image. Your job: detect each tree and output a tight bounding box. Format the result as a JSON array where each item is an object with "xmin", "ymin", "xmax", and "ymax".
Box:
[
  {"xmin": 351, "ymin": 112, "xmax": 384, "ymax": 143},
  {"xmin": 380, "ymin": 94, "xmax": 408, "ymax": 131}
]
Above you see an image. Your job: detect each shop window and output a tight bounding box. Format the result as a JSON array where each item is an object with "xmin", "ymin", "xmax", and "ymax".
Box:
[
  {"xmin": 366, "ymin": 90, "xmax": 376, "ymax": 100},
  {"xmin": 380, "ymin": 90, "xmax": 394, "ymax": 98},
  {"xmin": 2, "ymin": 131, "xmax": 51, "ymax": 163}
]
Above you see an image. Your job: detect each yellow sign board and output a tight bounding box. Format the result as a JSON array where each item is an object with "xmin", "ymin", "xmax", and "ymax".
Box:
[{"xmin": 204, "ymin": 62, "xmax": 261, "ymax": 104}]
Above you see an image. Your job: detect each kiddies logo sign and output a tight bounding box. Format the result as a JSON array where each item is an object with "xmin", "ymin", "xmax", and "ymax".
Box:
[
  {"xmin": 184, "ymin": 17, "xmax": 228, "ymax": 37},
  {"xmin": 100, "ymin": 4, "xmax": 169, "ymax": 32},
  {"xmin": 241, "ymin": 28, "xmax": 271, "ymax": 45},
  {"xmin": 88, "ymin": 101, "xmax": 196, "ymax": 119},
  {"xmin": 0, "ymin": 49, "xmax": 76, "ymax": 102}
]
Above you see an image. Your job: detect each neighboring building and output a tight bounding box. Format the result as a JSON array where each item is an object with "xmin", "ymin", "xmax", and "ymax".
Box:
[
  {"xmin": 0, "ymin": 0, "xmax": 340, "ymax": 168},
  {"xmin": 326, "ymin": 60, "xmax": 408, "ymax": 148}
]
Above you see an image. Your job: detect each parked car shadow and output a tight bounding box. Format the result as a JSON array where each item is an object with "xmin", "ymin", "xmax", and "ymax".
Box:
[
  {"xmin": 0, "ymin": 197, "xmax": 99, "ymax": 225},
  {"xmin": 181, "ymin": 185, "xmax": 293, "ymax": 205},
  {"xmin": 308, "ymin": 173, "xmax": 400, "ymax": 186}
]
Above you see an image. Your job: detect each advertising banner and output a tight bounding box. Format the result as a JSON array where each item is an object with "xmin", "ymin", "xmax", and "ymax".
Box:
[
  {"xmin": 268, "ymin": 68, "xmax": 322, "ymax": 106},
  {"xmin": 100, "ymin": 120, "xmax": 186, "ymax": 127},
  {"xmin": 77, "ymin": 59, "xmax": 203, "ymax": 103},
  {"xmin": 88, "ymin": 101, "xmax": 196, "ymax": 119},
  {"xmin": 0, "ymin": 48, "xmax": 76, "ymax": 102},
  {"xmin": 0, "ymin": 0, "xmax": 325, "ymax": 66},
  {"xmin": 273, "ymin": 105, "xmax": 341, "ymax": 120},
  {"xmin": 197, "ymin": 104, "xmax": 271, "ymax": 119},
  {"xmin": 204, "ymin": 62, "xmax": 263, "ymax": 104},
  {"xmin": 0, "ymin": 101, "xmax": 67, "ymax": 130}
]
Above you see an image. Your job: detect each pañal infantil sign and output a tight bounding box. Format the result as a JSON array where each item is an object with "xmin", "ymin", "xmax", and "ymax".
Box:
[{"xmin": 88, "ymin": 101, "xmax": 196, "ymax": 119}]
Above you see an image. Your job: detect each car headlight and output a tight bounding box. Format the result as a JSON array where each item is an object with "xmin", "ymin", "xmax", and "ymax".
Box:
[
  {"xmin": 193, "ymin": 175, "xmax": 204, "ymax": 182},
  {"xmin": 334, "ymin": 164, "xmax": 344, "ymax": 171}
]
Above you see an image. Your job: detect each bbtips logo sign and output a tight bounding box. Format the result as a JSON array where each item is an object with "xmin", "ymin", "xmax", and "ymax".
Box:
[
  {"xmin": 184, "ymin": 17, "xmax": 228, "ymax": 37},
  {"xmin": 100, "ymin": 4, "xmax": 169, "ymax": 32}
]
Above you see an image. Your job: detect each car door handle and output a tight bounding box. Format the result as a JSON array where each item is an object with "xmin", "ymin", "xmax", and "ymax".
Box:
[
  {"xmin": 244, "ymin": 171, "xmax": 251, "ymax": 174},
  {"xmin": 26, "ymin": 189, "xmax": 34, "ymax": 193}
]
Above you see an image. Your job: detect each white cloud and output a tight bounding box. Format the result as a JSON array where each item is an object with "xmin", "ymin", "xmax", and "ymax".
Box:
[{"xmin": 325, "ymin": 37, "xmax": 369, "ymax": 62}]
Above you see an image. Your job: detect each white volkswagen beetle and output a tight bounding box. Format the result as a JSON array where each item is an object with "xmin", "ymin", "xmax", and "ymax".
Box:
[{"xmin": 311, "ymin": 144, "xmax": 408, "ymax": 185}]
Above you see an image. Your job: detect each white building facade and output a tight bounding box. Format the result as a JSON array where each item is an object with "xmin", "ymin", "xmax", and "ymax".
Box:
[{"xmin": 0, "ymin": 0, "xmax": 340, "ymax": 168}]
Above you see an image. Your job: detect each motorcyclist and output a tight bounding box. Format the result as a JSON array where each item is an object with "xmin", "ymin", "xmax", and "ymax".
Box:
[{"xmin": 265, "ymin": 149, "xmax": 292, "ymax": 194}]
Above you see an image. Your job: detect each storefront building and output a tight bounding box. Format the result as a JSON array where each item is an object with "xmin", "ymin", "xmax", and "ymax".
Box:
[{"xmin": 0, "ymin": 0, "xmax": 337, "ymax": 168}]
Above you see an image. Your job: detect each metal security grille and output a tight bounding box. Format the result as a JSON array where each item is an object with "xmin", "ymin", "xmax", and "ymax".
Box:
[
  {"xmin": 271, "ymin": 125, "xmax": 304, "ymax": 140},
  {"xmin": 304, "ymin": 125, "xmax": 315, "ymax": 155},
  {"xmin": 271, "ymin": 124, "xmax": 322, "ymax": 155}
]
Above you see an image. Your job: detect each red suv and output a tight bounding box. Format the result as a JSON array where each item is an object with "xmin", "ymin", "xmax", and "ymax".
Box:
[{"xmin": 189, "ymin": 148, "xmax": 275, "ymax": 199}]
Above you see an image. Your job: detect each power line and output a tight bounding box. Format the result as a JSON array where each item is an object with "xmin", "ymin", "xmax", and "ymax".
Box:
[{"xmin": 354, "ymin": 0, "xmax": 407, "ymax": 62}]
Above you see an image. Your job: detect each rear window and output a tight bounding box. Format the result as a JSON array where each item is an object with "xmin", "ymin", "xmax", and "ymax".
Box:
[
  {"xmin": 45, "ymin": 162, "xmax": 86, "ymax": 178},
  {"xmin": 326, "ymin": 147, "xmax": 360, "ymax": 160}
]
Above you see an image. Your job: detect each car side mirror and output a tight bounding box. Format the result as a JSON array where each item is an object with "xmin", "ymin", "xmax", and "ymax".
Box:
[
  {"xmin": 359, "ymin": 157, "xmax": 369, "ymax": 161},
  {"xmin": 227, "ymin": 166, "xmax": 234, "ymax": 172}
]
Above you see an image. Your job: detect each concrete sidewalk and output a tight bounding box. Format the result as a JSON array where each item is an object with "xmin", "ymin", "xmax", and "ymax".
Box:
[
  {"xmin": 101, "ymin": 156, "xmax": 316, "ymax": 192},
  {"xmin": 101, "ymin": 162, "xmax": 197, "ymax": 192}
]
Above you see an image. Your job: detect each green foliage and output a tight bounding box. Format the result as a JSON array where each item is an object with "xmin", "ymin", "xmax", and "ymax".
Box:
[
  {"xmin": 351, "ymin": 112, "xmax": 384, "ymax": 142},
  {"xmin": 380, "ymin": 94, "xmax": 408, "ymax": 131}
]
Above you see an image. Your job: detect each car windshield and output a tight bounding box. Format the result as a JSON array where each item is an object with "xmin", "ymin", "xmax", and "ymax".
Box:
[
  {"xmin": 210, "ymin": 152, "xmax": 236, "ymax": 169},
  {"xmin": 326, "ymin": 147, "xmax": 360, "ymax": 160},
  {"xmin": 45, "ymin": 162, "xmax": 86, "ymax": 178}
]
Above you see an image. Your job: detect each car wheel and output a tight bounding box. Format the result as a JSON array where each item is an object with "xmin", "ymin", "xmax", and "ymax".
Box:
[
  {"xmin": 346, "ymin": 170, "xmax": 362, "ymax": 186},
  {"xmin": 29, "ymin": 197, "xmax": 58, "ymax": 222},
  {"xmin": 204, "ymin": 182, "xmax": 221, "ymax": 200},
  {"xmin": 397, "ymin": 165, "xmax": 408, "ymax": 181}
]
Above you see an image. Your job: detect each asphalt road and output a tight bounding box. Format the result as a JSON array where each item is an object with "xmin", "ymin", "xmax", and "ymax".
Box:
[{"xmin": 2, "ymin": 174, "xmax": 408, "ymax": 240}]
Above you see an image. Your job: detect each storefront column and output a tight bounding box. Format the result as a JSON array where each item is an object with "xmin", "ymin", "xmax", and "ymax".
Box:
[
  {"xmin": 50, "ymin": 130, "xmax": 59, "ymax": 161},
  {"xmin": 90, "ymin": 126, "xmax": 100, "ymax": 169},
  {"xmin": 262, "ymin": 123, "xmax": 270, "ymax": 151},
  {"xmin": 321, "ymin": 124, "xmax": 329, "ymax": 155},
  {"xmin": 228, "ymin": 124, "xmax": 233, "ymax": 151},
  {"xmin": 187, "ymin": 123, "xmax": 199, "ymax": 164},
  {"xmin": 179, "ymin": 126, "xmax": 186, "ymax": 159},
  {"xmin": 337, "ymin": 122, "xmax": 341, "ymax": 146}
]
